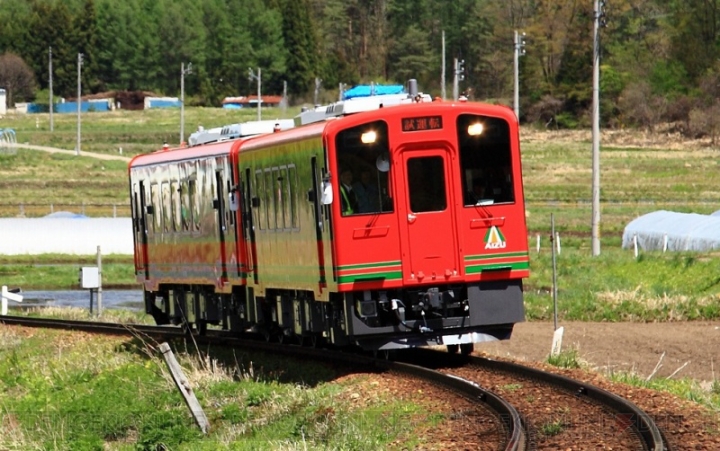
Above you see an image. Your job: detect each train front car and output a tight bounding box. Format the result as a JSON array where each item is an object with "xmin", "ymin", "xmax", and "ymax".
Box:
[{"xmin": 326, "ymin": 101, "xmax": 529, "ymax": 353}]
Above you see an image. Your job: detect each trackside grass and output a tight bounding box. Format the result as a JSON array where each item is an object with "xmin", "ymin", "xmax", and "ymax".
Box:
[
  {"xmin": 0, "ymin": 326, "xmax": 439, "ymax": 450},
  {"xmin": 546, "ymin": 348, "xmax": 720, "ymax": 415}
]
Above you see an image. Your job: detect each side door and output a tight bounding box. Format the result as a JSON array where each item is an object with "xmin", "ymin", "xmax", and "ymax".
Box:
[
  {"xmin": 397, "ymin": 146, "xmax": 461, "ymax": 283},
  {"xmin": 214, "ymin": 167, "xmax": 229, "ymax": 285},
  {"xmin": 132, "ymin": 180, "xmax": 150, "ymax": 279},
  {"xmin": 243, "ymin": 167, "xmax": 258, "ymax": 283}
]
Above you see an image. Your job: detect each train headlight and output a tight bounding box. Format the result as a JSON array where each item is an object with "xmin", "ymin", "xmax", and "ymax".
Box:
[
  {"xmin": 467, "ymin": 123, "xmax": 484, "ymax": 136},
  {"xmin": 361, "ymin": 131, "xmax": 377, "ymax": 144}
]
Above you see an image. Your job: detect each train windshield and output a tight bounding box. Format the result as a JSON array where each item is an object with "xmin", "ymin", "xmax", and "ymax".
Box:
[
  {"xmin": 457, "ymin": 114, "xmax": 515, "ymax": 206},
  {"xmin": 335, "ymin": 120, "xmax": 393, "ymax": 216}
]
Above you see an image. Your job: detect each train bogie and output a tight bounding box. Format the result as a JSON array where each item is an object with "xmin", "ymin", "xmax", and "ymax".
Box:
[{"xmin": 130, "ymin": 94, "xmax": 529, "ymax": 351}]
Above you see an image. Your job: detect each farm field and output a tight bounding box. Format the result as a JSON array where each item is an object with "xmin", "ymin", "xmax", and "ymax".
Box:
[{"xmin": 1, "ymin": 107, "xmax": 719, "ymax": 325}]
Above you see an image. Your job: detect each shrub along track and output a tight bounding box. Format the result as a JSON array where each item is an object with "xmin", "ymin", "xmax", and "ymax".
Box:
[{"xmin": 0, "ymin": 315, "xmax": 672, "ymax": 450}]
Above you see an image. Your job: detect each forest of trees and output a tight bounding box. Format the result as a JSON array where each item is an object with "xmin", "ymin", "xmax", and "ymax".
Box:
[{"xmin": 2, "ymin": 0, "xmax": 720, "ymax": 135}]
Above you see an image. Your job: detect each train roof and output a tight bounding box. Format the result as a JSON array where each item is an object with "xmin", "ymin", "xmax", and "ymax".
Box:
[{"xmin": 128, "ymin": 137, "xmax": 245, "ymax": 168}]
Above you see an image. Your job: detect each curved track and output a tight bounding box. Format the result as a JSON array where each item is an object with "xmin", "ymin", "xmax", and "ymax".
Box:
[
  {"xmin": 0, "ymin": 315, "xmax": 670, "ymax": 450},
  {"xmin": 0, "ymin": 315, "xmax": 525, "ymax": 449},
  {"xmin": 405, "ymin": 348, "xmax": 670, "ymax": 450}
]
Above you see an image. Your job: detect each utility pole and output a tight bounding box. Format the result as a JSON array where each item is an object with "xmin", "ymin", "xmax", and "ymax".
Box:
[
  {"xmin": 248, "ymin": 67, "xmax": 262, "ymax": 121},
  {"xmin": 513, "ymin": 30, "xmax": 526, "ymax": 119},
  {"xmin": 180, "ymin": 62, "xmax": 193, "ymax": 145},
  {"xmin": 314, "ymin": 77, "xmax": 322, "ymax": 106},
  {"xmin": 441, "ymin": 30, "xmax": 446, "ymax": 100},
  {"xmin": 76, "ymin": 53, "xmax": 83, "ymax": 156},
  {"xmin": 591, "ymin": 0, "xmax": 607, "ymax": 256},
  {"xmin": 49, "ymin": 47, "xmax": 53, "ymax": 132},
  {"xmin": 452, "ymin": 58, "xmax": 464, "ymax": 100}
]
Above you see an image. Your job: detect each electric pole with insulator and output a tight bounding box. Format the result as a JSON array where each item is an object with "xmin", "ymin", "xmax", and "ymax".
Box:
[{"xmin": 452, "ymin": 58, "xmax": 465, "ymax": 100}]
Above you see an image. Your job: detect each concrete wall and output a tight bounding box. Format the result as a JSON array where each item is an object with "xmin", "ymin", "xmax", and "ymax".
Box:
[{"xmin": 0, "ymin": 218, "xmax": 133, "ymax": 255}]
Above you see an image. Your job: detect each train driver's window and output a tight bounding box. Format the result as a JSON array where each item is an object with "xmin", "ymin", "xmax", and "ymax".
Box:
[
  {"xmin": 334, "ymin": 120, "xmax": 393, "ymax": 215},
  {"xmin": 457, "ymin": 114, "xmax": 514, "ymax": 206}
]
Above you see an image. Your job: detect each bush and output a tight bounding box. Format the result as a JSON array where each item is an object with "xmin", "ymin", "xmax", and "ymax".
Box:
[{"xmin": 525, "ymin": 95, "xmax": 564, "ymax": 128}]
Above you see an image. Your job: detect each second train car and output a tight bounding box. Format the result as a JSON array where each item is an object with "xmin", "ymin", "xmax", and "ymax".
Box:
[{"xmin": 129, "ymin": 93, "xmax": 529, "ymax": 353}]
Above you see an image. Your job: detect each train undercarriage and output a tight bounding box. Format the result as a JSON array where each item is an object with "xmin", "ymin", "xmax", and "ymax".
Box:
[{"xmin": 145, "ymin": 280, "xmax": 524, "ymax": 353}]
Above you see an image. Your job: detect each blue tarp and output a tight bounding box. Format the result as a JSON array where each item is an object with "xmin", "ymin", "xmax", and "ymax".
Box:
[
  {"xmin": 343, "ymin": 85, "xmax": 405, "ymax": 100},
  {"xmin": 622, "ymin": 210, "xmax": 720, "ymax": 251}
]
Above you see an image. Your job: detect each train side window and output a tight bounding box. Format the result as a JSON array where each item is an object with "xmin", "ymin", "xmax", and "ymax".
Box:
[
  {"xmin": 255, "ymin": 170, "xmax": 266, "ymax": 230},
  {"xmin": 288, "ymin": 165, "xmax": 298, "ymax": 229},
  {"xmin": 170, "ymin": 181, "xmax": 180, "ymax": 232},
  {"xmin": 150, "ymin": 183, "xmax": 159, "ymax": 233},
  {"xmin": 265, "ymin": 169, "xmax": 275, "ymax": 230},
  {"xmin": 161, "ymin": 182, "xmax": 171, "ymax": 233},
  {"xmin": 272, "ymin": 167, "xmax": 282, "ymax": 229},
  {"xmin": 457, "ymin": 114, "xmax": 514, "ymax": 206},
  {"xmin": 189, "ymin": 179, "xmax": 199, "ymax": 231},
  {"xmin": 180, "ymin": 179, "xmax": 191, "ymax": 231},
  {"xmin": 334, "ymin": 120, "xmax": 393, "ymax": 215}
]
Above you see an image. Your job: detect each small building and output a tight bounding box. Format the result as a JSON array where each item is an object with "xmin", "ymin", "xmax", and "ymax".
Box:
[{"xmin": 0, "ymin": 88, "xmax": 6, "ymax": 115}]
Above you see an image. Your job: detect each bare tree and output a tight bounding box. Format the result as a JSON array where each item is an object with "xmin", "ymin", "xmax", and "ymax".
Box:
[{"xmin": 0, "ymin": 53, "xmax": 36, "ymax": 108}]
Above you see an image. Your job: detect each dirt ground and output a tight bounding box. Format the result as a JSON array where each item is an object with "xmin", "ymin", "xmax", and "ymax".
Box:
[{"xmin": 477, "ymin": 321, "xmax": 720, "ymax": 383}]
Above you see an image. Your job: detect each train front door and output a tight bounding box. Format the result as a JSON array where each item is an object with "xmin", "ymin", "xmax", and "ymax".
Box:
[{"xmin": 398, "ymin": 147, "xmax": 461, "ymax": 284}]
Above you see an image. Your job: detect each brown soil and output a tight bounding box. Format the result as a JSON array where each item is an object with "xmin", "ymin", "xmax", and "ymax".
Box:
[{"xmin": 479, "ymin": 321, "xmax": 720, "ymax": 383}]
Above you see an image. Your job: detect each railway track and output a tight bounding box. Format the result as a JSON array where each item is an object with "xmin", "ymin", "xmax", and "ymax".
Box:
[{"xmin": 0, "ymin": 315, "xmax": 670, "ymax": 450}]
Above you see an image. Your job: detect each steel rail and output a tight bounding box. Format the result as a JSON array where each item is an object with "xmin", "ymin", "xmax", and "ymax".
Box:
[
  {"xmin": 1, "ymin": 316, "xmax": 527, "ymax": 450},
  {"xmin": 465, "ymin": 353, "xmax": 669, "ymax": 451}
]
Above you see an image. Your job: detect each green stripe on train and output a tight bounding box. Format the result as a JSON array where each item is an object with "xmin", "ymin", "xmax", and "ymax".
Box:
[
  {"xmin": 465, "ymin": 261, "xmax": 530, "ymax": 274},
  {"xmin": 337, "ymin": 271, "xmax": 403, "ymax": 284},
  {"xmin": 464, "ymin": 251, "xmax": 529, "ymax": 262},
  {"xmin": 337, "ymin": 260, "xmax": 402, "ymax": 271}
]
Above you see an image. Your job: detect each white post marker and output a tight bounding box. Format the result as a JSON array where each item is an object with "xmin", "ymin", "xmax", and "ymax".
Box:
[
  {"xmin": 1, "ymin": 285, "xmax": 23, "ymax": 315},
  {"xmin": 550, "ymin": 326, "xmax": 564, "ymax": 357},
  {"xmin": 634, "ymin": 234, "xmax": 638, "ymax": 258}
]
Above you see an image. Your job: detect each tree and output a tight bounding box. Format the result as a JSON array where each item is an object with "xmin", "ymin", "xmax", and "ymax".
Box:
[
  {"xmin": 70, "ymin": 0, "xmax": 100, "ymax": 93},
  {"xmin": 24, "ymin": 1, "xmax": 75, "ymax": 96},
  {"xmin": 0, "ymin": 53, "xmax": 37, "ymax": 106},
  {"xmin": 276, "ymin": 0, "xmax": 319, "ymax": 95}
]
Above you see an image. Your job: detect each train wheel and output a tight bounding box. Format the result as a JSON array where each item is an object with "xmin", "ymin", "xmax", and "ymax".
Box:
[
  {"xmin": 447, "ymin": 344, "xmax": 459, "ymax": 354},
  {"xmin": 460, "ymin": 343, "xmax": 474, "ymax": 355}
]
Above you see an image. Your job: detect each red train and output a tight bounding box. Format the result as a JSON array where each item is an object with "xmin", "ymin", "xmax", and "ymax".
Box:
[{"xmin": 129, "ymin": 89, "xmax": 529, "ymax": 353}]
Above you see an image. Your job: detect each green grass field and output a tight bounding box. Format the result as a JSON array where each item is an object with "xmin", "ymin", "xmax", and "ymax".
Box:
[{"xmin": 1, "ymin": 108, "xmax": 720, "ymax": 323}]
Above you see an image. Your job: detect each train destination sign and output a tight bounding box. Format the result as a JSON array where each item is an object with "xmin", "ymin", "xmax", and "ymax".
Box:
[{"xmin": 401, "ymin": 115, "xmax": 443, "ymax": 132}]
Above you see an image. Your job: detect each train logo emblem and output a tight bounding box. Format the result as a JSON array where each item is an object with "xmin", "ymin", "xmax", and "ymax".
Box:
[{"xmin": 484, "ymin": 226, "xmax": 507, "ymax": 249}]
